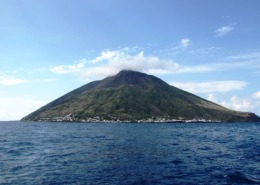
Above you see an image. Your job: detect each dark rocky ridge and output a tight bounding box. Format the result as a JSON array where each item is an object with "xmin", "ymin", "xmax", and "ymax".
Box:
[{"xmin": 21, "ymin": 70, "xmax": 260, "ymax": 122}]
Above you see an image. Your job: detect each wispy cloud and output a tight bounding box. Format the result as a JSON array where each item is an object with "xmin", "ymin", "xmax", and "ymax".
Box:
[
  {"xmin": 226, "ymin": 51, "xmax": 260, "ymax": 61},
  {"xmin": 223, "ymin": 51, "xmax": 260, "ymax": 71},
  {"xmin": 0, "ymin": 74, "xmax": 28, "ymax": 85},
  {"xmin": 161, "ymin": 38, "xmax": 191, "ymax": 56},
  {"xmin": 48, "ymin": 48, "xmax": 260, "ymax": 82},
  {"xmin": 215, "ymin": 25, "xmax": 235, "ymax": 37},
  {"xmin": 171, "ymin": 81, "xmax": 247, "ymax": 94},
  {"xmin": 189, "ymin": 47, "xmax": 219, "ymax": 57},
  {"xmin": 73, "ymin": 49, "xmax": 216, "ymax": 80},
  {"xmin": 49, "ymin": 48, "xmax": 208, "ymax": 80},
  {"xmin": 50, "ymin": 62, "xmax": 85, "ymax": 74},
  {"xmin": 89, "ymin": 50, "xmax": 117, "ymax": 64},
  {"xmin": 34, "ymin": 79, "xmax": 58, "ymax": 83},
  {"xmin": 180, "ymin": 38, "xmax": 191, "ymax": 48},
  {"xmin": 79, "ymin": 50, "xmax": 182, "ymax": 79},
  {"xmin": 252, "ymin": 91, "xmax": 260, "ymax": 99}
]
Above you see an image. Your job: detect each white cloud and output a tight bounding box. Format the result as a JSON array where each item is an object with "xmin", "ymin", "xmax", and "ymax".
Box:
[
  {"xmin": 221, "ymin": 51, "xmax": 260, "ymax": 72},
  {"xmin": 205, "ymin": 92, "xmax": 260, "ymax": 116},
  {"xmin": 226, "ymin": 51, "xmax": 260, "ymax": 61},
  {"xmin": 50, "ymin": 62, "xmax": 85, "ymax": 74},
  {"xmin": 252, "ymin": 91, "xmax": 260, "ymax": 99},
  {"xmin": 190, "ymin": 50, "xmax": 260, "ymax": 72},
  {"xmin": 49, "ymin": 48, "xmax": 214, "ymax": 80},
  {"xmin": 180, "ymin": 38, "xmax": 191, "ymax": 48},
  {"xmin": 79, "ymin": 50, "xmax": 181, "ymax": 79},
  {"xmin": 215, "ymin": 25, "xmax": 235, "ymax": 37},
  {"xmin": 171, "ymin": 81, "xmax": 247, "ymax": 94},
  {"xmin": 0, "ymin": 98, "xmax": 46, "ymax": 121},
  {"xmin": 89, "ymin": 50, "xmax": 118, "ymax": 64},
  {"xmin": 76, "ymin": 49, "xmax": 219, "ymax": 80},
  {"xmin": 0, "ymin": 74, "xmax": 28, "ymax": 85},
  {"xmin": 160, "ymin": 38, "xmax": 191, "ymax": 56},
  {"xmin": 221, "ymin": 96, "xmax": 251, "ymax": 112},
  {"xmin": 48, "ymin": 49, "xmax": 260, "ymax": 82},
  {"xmin": 190, "ymin": 47, "xmax": 219, "ymax": 57}
]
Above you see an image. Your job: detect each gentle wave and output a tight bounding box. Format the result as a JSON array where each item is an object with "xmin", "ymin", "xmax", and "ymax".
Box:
[{"xmin": 0, "ymin": 122, "xmax": 259, "ymax": 184}]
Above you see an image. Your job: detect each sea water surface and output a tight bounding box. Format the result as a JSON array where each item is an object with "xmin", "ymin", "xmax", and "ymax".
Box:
[{"xmin": 0, "ymin": 122, "xmax": 259, "ymax": 185}]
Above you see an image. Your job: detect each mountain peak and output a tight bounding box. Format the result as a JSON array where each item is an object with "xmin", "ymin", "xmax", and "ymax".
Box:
[
  {"xmin": 116, "ymin": 70, "xmax": 149, "ymax": 76},
  {"xmin": 21, "ymin": 70, "xmax": 260, "ymax": 122},
  {"xmin": 115, "ymin": 70, "xmax": 146, "ymax": 79},
  {"xmin": 113, "ymin": 70, "xmax": 152, "ymax": 85},
  {"xmin": 95, "ymin": 70, "xmax": 167, "ymax": 89}
]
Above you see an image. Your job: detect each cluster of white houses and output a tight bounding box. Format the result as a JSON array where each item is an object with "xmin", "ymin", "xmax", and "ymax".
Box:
[{"xmin": 33, "ymin": 114, "xmax": 221, "ymax": 123}]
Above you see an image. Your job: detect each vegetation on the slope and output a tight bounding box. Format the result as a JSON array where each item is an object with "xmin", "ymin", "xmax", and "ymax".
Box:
[{"xmin": 21, "ymin": 70, "xmax": 260, "ymax": 122}]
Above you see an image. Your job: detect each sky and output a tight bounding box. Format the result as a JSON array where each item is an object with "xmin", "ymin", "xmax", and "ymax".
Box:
[{"xmin": 1, "ymin": 0, "xmax": 260, "ymax": 121}]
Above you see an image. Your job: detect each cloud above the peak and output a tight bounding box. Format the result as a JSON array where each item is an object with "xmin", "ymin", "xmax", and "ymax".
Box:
[
  {"xmin": 89, "ymin": 50, "xmax": 117, "ymax": 64},
  {"xmin": 49, "ymin": 48, "xmax": 214, "ymax": 80},
  {"xmin": 215, "ymin": 25, "xmax": 235, "ymax": 37},
  {"xmin": 48, "ymin": 48, "xmax": 260, "ymax": 82},
  {"xmin": 79, "ymin": 50, "xmax": 182, "ymax": 79}
]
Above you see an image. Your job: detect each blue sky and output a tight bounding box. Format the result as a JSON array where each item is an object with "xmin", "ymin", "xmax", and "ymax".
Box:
[{"xmin": 1, "ymin": 0, "xmax": 260, "ymax": 120}]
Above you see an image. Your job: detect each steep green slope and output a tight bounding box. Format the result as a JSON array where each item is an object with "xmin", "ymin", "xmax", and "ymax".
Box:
[{"xmin": 21, "ymin": 70, "xmax": 260, "ymax": 122}]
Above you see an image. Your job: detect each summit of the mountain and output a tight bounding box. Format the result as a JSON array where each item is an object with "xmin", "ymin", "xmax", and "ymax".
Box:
[{"xmin": 21, "ymin": 70, "xmax": 260, "ymax": 123}]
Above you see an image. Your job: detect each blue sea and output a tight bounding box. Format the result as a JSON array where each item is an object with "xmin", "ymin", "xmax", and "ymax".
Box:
[{"xmin": 0, "ymin": 122, "xmax": 259, "ymax": 185}]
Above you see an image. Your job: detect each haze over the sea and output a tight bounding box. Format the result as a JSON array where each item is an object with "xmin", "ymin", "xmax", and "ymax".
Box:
[{"xmin": 1, "ymin": 0, "xmax": 260, "ymax": 120}]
